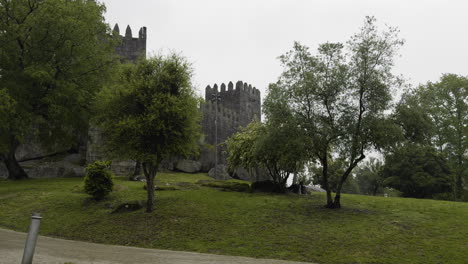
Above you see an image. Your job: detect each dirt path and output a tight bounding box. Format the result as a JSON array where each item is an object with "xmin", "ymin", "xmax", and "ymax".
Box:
[{"xmin": 0, "ymin": 228, "xmax": 314, "ymax": 264}]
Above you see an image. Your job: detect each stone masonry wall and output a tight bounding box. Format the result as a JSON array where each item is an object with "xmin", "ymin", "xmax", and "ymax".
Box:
[{"xmin": 199, "ymin": 81, "xmax": 262, "ymax": 174}]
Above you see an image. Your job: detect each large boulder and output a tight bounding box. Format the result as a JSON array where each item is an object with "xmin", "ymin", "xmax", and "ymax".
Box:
[
  {"xmin": 208, "ymin": 165, "xmax": 231, "ymax": 180},
  {"xmin": 198, "ymin": 146, "xmax": 214, "ymax": 172},
  {"xmin": 231, "ymin": 167, "xmax": 271, "ymax": 182},
  {"xmin": 1, "ymin": 153, "xmax": 85, "ymax": 179},
  {"xmin": 175, "ymin": 159, "xmax": 202, "ymax": 173},
  {"xmin": 158, "ymin": 157, "xmax": 178, "ymax": 172}
]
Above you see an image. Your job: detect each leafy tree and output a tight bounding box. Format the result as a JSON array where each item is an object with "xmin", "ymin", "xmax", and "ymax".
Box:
[
  {"xmin": 355, "ymin": 158, "xmax": 385, "ymax": 196},
  {"xmin": 96, "ymin": 55, "xmax": 201, "ymax": 213},
  {"xmin": 419, "ymin": 75, "xmax": 467, "ymax": 199},
  {"xmin": 310, "ymin": 158, "xmax": 361, "ymax": 194},
  {"xmin": 382, "ymin": 144, "xmax": 452, "ymax": 198},
  {"xmin": 396, "ymin": 74, "xmax": 467, "ymax": 200},
  {"xmin": 227, "ymin": 82, "xmax": 308, "ymax": 193},
  {"xmin": 226, "ymin": 120, "xmax": 306, "ymax": 193},
  {"xmin": 226, "ymin": 122, "xmax": 261, "ymax": 180},
  {"xmin": 272, "ymin": 17, "xmax": 403, "ymax": 208},
  {"xmin": 0, "ymin": 0, "xmax": 116, "ymax": 179}
]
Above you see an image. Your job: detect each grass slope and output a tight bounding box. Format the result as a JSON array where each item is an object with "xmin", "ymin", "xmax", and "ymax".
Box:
[{"xmin": 0, "ymin": 173, "xmax": 467, "ymax": 264}]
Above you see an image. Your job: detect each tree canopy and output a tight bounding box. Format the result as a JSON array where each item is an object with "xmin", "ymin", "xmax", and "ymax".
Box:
[
  {"xmin": 95, "ymin": 55, "xmax": 201, "ymax": 212},
  {"xmin": 394, "ymin": 74, "xmax": 467, "ymax": 200},
  {"xmin": 382, "ymin": 144, "xmax": 452, "ymax": 198},
  {"xmin": 0, "ymin": 0, "xmax": 116, "ymax": 179},
  {"xmin": 268, "ymin": 16, "xmax": 403, "ymax": 208},
  {"xmin": 227, "ymin": 81, "xmax": 308, "ymax": 193},
  {"xmin": 355, "ymin": 158, "xmax": 385, "ymax": 196}
]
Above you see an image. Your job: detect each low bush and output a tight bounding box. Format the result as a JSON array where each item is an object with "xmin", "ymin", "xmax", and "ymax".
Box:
[
  {"xmin": 84, "ymin": 161, "xmax": 114, "ymax": 200},
  {"xmin": 251, "ymin": 180, "xmax": 283, "ymax": 193}
]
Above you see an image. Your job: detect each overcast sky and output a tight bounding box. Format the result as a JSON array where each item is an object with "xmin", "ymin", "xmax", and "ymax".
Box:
[{"xmin": 102, "ymin": 0, "xmax": 468, "ymax": 99}]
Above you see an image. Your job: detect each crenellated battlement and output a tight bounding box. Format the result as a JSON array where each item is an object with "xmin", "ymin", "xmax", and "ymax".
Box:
[
  {"xmin": 202, "ymin": 80, "xmax": 261, "ymax": 148},
  {"xmin": 113, "ymin": 23, "xmax": 147, "ymax": 40},
  {"xmin": 113, "ymin": 23, "xmax": 147, "ymax": 62},
  {"xmin": 205, "ymin": 81, "xmax": 261, "ymax": 99}
]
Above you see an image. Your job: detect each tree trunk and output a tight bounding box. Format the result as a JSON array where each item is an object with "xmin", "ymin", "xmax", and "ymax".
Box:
[
  {"xmin": 372, "ymin": 185, "xmax": 378, "ymax": 196},
  {"xmin": 130, "ymin": 161, "xmax": 141, "ymax": 180},
  {"xmin": 142, "ymin": 162, "xmax": 158, "ymax": 213},
  {"xmin": 3, "ymin": 142, "xmax": 28, "ymax": 180},
  {"xmin": 321, "ymin": 156, "xmax": 334, "ymax": 208},
  {"xmin": 455, "ymin": 156, "xmax": 463, "ymax": 200},
  {"xmin": 332, "ymin": 193, "xmax": 341, "ymax": 208},
  {"xmin": 329, "ymin": 154, "xmax": 365, "ymax": 208},
  {"xmin": 145, "ymin": 174, "xmax": 154, "ymax": 213}
]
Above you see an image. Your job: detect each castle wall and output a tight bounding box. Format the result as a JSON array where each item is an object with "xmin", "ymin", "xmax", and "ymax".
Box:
[
  {"xmin": 85, "ymin": 24, "xmax": 147, "ymax": 175},
  {"xmin": 113, "ymin": 24, "xmax": 147, "ymax": 63},
  {"xmin": 1, "ymin": 21, "xmax": 266, "ymax": 181},
  {"xmin": 200, "ymin": 81, "xmax": 261, "ymax": 174}
]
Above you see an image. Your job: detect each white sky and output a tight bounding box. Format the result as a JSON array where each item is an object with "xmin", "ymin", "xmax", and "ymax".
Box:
[{"xmin": 101, "ymin": 0, "xmax": 468, "ymax": 100}]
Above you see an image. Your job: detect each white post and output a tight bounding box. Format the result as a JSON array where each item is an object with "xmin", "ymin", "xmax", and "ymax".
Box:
[{"xmin": 21, "ymin": 213, "xmax": 42, "ymax": 264}]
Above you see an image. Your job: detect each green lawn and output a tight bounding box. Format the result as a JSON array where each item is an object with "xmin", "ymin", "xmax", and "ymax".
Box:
[{"xmin": 0, "ymin": 173, "xmax": 467, "ymax": 264}]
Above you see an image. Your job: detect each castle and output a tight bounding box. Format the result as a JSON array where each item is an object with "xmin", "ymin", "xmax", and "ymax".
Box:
[
  {"xmin": 202, "ymin": 81, "xmax": 261, "ymax": 146},
  {"xmin": 103, "ymin": 24, "xmax": 261, "ymax": 178},
  {"xmin": 0, "ymin": 24, "xmax": 263, "ymax": 181},
  {"xmin": 199, "ymin": 82, "xmax": 261, "ymax": 173}
]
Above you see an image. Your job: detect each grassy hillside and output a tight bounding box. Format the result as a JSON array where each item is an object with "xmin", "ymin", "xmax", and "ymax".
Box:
[{"xmin": 0, "ymin": 173, "xmax": 467, "ymax": 264}]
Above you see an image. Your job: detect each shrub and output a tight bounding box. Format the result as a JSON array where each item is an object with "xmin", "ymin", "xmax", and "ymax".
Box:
[
  {"xmin": 251, "ymin": 180, "xmax": 282, "ymax": 193},
  {"xmin": 84, "ymin": 161, "xmax": 114, "ymax": 200}
]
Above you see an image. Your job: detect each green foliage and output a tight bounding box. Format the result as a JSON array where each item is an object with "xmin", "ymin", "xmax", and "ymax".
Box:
[
  {"xmin": 96, "ymin": 55, "xmax": 201, "ymax": 165},
  {"xmin": 310, "ymin": 159, "xmax": 361, "ymax": 194},
  {"xmin": 382, "ymin": 144, "xmax": 452, "ymax": 198},
  {"xmin": 226, "ymin": 122, "xmax": 262, "ymax": 175},
  {"xmin": 226, "ymin": 120, "xmax": 306, "ymax": 192},
  {"xmin": 1, "ymin": 175, "xmax": 467, "ymax": 264},
  {"xmin": 395, "ymin": 74, "xmax": 467, "ymax": 200},
  {"xmin": 96, "ymin": 55, "xmax": 201, "ymax": 212},
  {"xmin": 84, "ymin": 161, "xmax": 114, "ymax": 200},
  {"xmin": 0, "ymin": 89, "xmax": 17, "ymax": 153},
  {"xmin": 268, "ymin": 16, "xmax": 403, "ymax": 208},
  {"xmin": 0, "ymin": 0, "xmax": 117, "ymax": 179},
  {"xmin": 355, "ymin": 158, "xmax": 385, "ymax": 196}
]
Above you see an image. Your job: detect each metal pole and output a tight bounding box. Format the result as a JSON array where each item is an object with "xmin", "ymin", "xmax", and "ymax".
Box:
[
  {"xmin": 211, "ymin": 92, "xmax": 221, "ymax": 180},
  {"xmin": 214, "ymin": 97, "xmax": 218, "ymax": 180},
  {"xmin": 21, "ymin": 213, "xmax": 42, "ymax": 264}
]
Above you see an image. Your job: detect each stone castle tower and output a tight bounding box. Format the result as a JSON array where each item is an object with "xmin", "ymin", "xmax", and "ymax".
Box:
[
  {"xmin": 112, "ymin": 24, "xmax": 147, "ymax": 62},
  {"xmin": 85, "ymin": 24, "xmax": 147, "ymax": 171},
  {"xmin": 202, "ymin": 81, "xmax": 261, "ymax": 146}
]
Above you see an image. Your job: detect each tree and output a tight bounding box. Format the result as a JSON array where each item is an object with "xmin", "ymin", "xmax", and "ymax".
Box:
[
  {"xmin": 355, "ymin": 158, "xmax": 385, "ymax": 196},
  {"xmin": 227, "ymin": 82, "xmax": 308, "ymax": 193},
  {"xmin": 310, "ymin": 158, "xmax": 361, "ymax": 194},
  {"xmin": 0, "ymin": 0, "xmax": 116, "ymax": 179},
  {"xmin": 226, "ymin": 120, "xmax": 306, "ymax": 193},
  {"xmin": 96, "ymin": 55, "xmax": 201, "ymax": 213},
  {"xmin": 272, "ymin": 16, "xmax": 403, "ymax": 208},
  {"xmin": 382, "ymin": 144, "xmax": 452, "ymax": 198},
  {"xmin": 395, "ymin": 74, "xmax": 467, "ymax": 200}
]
